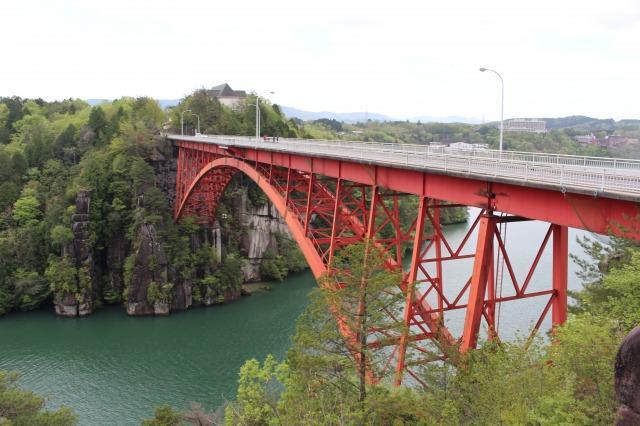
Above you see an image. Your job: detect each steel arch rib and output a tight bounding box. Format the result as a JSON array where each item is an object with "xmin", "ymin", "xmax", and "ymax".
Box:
[{"xmin": 176, "ymin": 156, "xmax": 326, "ymax": 277}]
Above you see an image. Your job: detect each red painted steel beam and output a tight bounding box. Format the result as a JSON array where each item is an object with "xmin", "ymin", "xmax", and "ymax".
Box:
[
  {"xmin": 189, "ymin": 142, "xmax": 640, "ymax": 240},
  {"xmin": 395, "ymin": 196, "xmax": 427, "ymax": 386},
  {"xmin": 176, "ymin": 156, "xmax": 326, "ymax": 277},
  {"xmin": 552, "ymin": 224, "xmax": 568, "ymax": 326},
  {"xmin": 461, "ymin": 214, "xmax": 498, "ymax": 352}
]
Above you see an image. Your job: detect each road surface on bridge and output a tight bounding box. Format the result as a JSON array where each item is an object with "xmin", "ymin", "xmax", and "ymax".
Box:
[{"xmin": 169, "ymin": 134, "xmax": 640, "ymax": 202}]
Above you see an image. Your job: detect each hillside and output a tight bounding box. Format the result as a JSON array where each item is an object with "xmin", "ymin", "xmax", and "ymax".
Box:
[{"xmin": 542, "ymin": 115, "xmax": 616, "ymax": 131}]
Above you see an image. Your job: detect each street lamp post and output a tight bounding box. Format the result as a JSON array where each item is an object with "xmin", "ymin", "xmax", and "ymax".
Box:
[
  {"xmin": 479, "ymin": 67, "xmax": 504, "ymax": 152},
  {"xmin": 254, "ymin": 91, "xmax": 275, "ymax": 141},
  {"xmin": 180, "ymin": 109, "xmax": 192, "ymax": 136},
  {"xmin": 255, "ymin": 96, "xmax": 260, "ymax": 140}
]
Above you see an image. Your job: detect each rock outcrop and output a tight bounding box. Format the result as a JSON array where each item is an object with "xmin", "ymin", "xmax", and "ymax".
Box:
[
  {"xmin": 616, "ymin": 326, "xmax": 640, "ymax": 425},
  {"xmin": 56, "ymin": 139, "xmax": 299, "ymax": 317},
  {"xmin": 237, "ymin": 191, "xmax": 290, "ymax": 281},
  {"xmin": 150, "ymin": 145, "xmax": 176, "ymax": 207},
  {"xmin": 104, "ymin": 235, "xmax": 126, "ymax": 303},
  {"xmin": 125, "ymin": 221, "xmax": 172, "ymax": 316},
  {"xmin": 56, "ymin": 190, "xmax": 95, "ymax": 317}
]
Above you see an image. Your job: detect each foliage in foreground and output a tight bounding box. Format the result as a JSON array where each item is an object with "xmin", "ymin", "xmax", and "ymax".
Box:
[
  {"xmin": 219, "ymin": 239, "xmax": 640, "ymax": 425},
  {"xmin": 221, "ymin": 309, "xmax": 622, "ymax": 425},
  {"xmin": 0, "ymin": 371, "xmax": 77, "ymax": 425}
]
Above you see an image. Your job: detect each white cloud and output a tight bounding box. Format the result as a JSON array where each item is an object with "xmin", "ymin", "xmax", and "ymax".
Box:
[{"xmin": 0, "ymin": 0, "xmax": 638, "ymax": 119}]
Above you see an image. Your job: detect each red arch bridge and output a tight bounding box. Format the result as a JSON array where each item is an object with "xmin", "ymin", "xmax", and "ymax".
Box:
[{"xmin": 169, "ymin": 134, "xmax": 640, "ymax": 386}]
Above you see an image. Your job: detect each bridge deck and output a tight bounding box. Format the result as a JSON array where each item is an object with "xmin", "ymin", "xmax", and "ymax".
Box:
[{"xmin": 168, "ymin": 134, "xmax": 640, "ymax": 201}]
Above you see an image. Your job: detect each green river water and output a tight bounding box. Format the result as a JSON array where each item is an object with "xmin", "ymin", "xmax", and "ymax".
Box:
[
  {"xmin": 0, "ymin": 211, "xmax": 591, "ymax": 425},
  {"xmin": 0, "ymin": 272, "xmax": 315, "ymax": 425}
]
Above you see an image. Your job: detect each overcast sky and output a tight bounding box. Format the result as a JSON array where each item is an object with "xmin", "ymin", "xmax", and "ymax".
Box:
[{"xmin": 1, "ymin": 0, "xmax": 639, "ymax": 120}]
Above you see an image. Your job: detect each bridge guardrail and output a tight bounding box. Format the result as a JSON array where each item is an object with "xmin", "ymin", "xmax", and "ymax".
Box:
[{"xmin": 170, "ymin": 134, "xmax": 640, "ymax": 197}]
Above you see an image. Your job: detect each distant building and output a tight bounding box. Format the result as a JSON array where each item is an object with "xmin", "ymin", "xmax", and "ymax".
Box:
[
  {"xmin": 504, "ymin": 118, "xmax": 547, "ymax": 133},
  {"xmin": 448, "ymin": 142, "xmax": 488, "ymax": 151},
  {"xmin": 574, "ymin": 134, "xmax": 597, "ymax": 145},
  {"xmin": 599, "ymin": 135, "xmax": 628, "ymax": 147},
  {"xmin": 206, "ymin": 83, "xmax": 247, "ymax": 108}
]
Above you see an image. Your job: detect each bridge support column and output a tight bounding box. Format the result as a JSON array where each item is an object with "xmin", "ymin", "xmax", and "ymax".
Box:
[
  {"xmin": 394, "ymin": 196, "xmax": 428, "ymax": 386},
  {"xmin": 328, "ymin": 178, "xmax": 343, "ymax": 265},
  {"xmin": 461, "ymin": 213, "xmax": 498, "ymax": 352},
  {"xmin": 552, "ymin": 224, "xmax": 568, "ymax": 327},
  {"xmin": 433, "ymin": 200, "xmax": 444, "ymax": 318}
]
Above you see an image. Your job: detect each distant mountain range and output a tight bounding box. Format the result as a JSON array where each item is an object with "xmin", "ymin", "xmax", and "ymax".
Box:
[
  {"xmin": 540, "ymin": 115, "xmax": 640, "ymax": 131},
  {"xmin": 278, "ymin": 106, "xmax": 482, "ymax": 124},
  {"xmin": 278, "ymin": 106, "xmax": 392, "ymax": 123}
]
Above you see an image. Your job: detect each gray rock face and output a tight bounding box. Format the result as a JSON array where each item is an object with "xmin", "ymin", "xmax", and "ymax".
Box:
[
  {"xmin": 105, "ymin": 235, "xmax": 126, "ymax": 303},
  {"xmin": 203, "ymin": 287, "xmax": 241, "ymax": 306},
  {"xmin": 171, "ymin": 281, "xmax": 192, "ymax": 312},
  {"xmin": 616, "ymin": 326, "xmax": 640, "ymax": 425},
  {"xmin": 54, "ymin": 293, "xmax": 78, "ymax": 317},
  {"xmin": 126, "ymin": 222, "xmax": 170, "ymax": 316},
  {"xmin": 238, "ymin": 193, "xmax": 290, "ymax": 281},
  {"xmin": 150, "ymin": 144, "xmax": 176, "ymax": 207},
  {"xmin": 56, "ymin": 190, "xmax": 95, "ymax": 317},
  {"xmin": 153, "ymin": 301, "xmax": 170, "ymax": 315}
]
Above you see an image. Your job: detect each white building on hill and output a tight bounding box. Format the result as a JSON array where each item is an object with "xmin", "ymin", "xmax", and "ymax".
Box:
[
  {"xmin": 206, "ymin": 83, "xmax": 247, "ymax": 108},
  {"xmin": 504, "ymin": 118, "xmax": 547, "ymax": 133},
  {"xmin": 448, "ymin": 142, "xmax": 488, "ymax": 150}
]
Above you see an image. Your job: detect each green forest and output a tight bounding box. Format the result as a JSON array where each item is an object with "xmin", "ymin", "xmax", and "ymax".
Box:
[
  {"xmin": 300, "ymin": 118, "xmax": 640, "ymax": 158},
  {"xmin": 0, "ymin": 93, "xmax": 310, "ymax": 319}
]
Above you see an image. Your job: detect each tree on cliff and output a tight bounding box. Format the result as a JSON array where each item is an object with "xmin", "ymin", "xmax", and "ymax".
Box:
[
  {"xmin": 276, "ymin": 240, "xmax": 404, "ymax": 422},
  {"xmin": 323, "ymin": 241, "xmax": 403, "ymax": 402}
]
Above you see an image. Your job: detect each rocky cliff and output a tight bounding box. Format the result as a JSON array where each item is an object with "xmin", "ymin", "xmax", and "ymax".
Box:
[
  {"xmin": 125, "ymin": 219, "xmax": 172, "ymax": 316},
  {"xmin": 237, "ymin": 192, "xmax": 290, "ymax": 282},
  {"xmin": 55, "ymin": 190, "xmax": 95, "ymax": 317},
  {"xmin": 54, "ymin": 141, "xmax": 299, "ymax": 317},
  {"xmin": 616, "ymin": 326, "xmax": 640, "ymax": 425}
]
